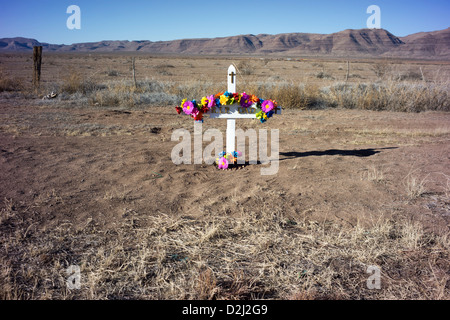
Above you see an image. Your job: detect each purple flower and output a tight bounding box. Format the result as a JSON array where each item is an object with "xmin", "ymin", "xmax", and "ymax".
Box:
[{"xmin": 240, "ymin": 92, "xmax": 253, "ymax": 108}]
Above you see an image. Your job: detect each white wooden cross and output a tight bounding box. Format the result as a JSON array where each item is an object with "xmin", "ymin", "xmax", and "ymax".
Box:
[{"xmin": 209, "ymin": 65, "xmax": 281, "ymax": 154}]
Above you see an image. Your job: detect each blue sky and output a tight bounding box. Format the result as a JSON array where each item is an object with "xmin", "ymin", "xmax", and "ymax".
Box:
[{"xmin": 0, "ymin": 0, "xmax": 449, "ymax": 44}]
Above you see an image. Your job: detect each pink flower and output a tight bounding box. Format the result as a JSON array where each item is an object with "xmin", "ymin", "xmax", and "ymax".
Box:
[
  {"xmin": 218, "ymin": 157, "xmax": 228, "ymax": 170},
  {"xmin": 183, "ymin": 101, "xmax": 195, "ymax": 115},
  {"xmin": 261, "ymin": 100, "xmax": 274, "ymax": 113},
  {"xmin": 207, "ymin": 95, "xmax": 216, "ymax": 108}
]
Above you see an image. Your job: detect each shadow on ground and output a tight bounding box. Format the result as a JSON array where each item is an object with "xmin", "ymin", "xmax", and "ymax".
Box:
[{"xmin": 279, "ymin": 147, "xmax": 398, "ymax": 160}]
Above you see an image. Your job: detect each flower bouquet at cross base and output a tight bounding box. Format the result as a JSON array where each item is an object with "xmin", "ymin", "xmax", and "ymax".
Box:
[
  {"xmin": 175, "ymin": 91, "xmax": 278, "ymax": 124},
  {"xmin": 216, "ymin": 151, "xmax": 242, "ymax": 170}
]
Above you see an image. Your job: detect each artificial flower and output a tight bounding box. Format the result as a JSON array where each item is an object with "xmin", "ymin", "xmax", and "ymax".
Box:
[
  {"xmin": 175, "ymin": 106, "xmax": 183, "ymax": 114},
  {"xmin": 220, "ymin": 94, "xmax": 229, "ymax": 105},
  {"xmin": 227, "ymin": 155, "xmax": 236, "ymax": 164},
  {"xmin": 256, "ymin": 110, "xmax": 264, "ymax": 119},
  {"xmin": 191, "ymin": 107, "xmax": 199, "ymax": 116},
  {"xmin": 218, "ymin": 157, "xmax": 228, "ymax": 170},
  {"xmin": 256, "ymin": 110, "xmax": 268, "ymax": 123},
  {"xmin": 215, "ymin": 92, "xmax": 224, "ymax": 99},
  {"xmin": 261, "ymin": 100, "xmax": 274, "ymax": 113},
  {"xmin": 201, "ymin": 96, "xmax": 209, "ymax": 106},
  {"xmin": 183, "ymin": 100, "xmax": 195, "ymax": 115},
  {"xmin": 232, "ymin": 151, "xmax": 242, "ymax": 158},
  {"xmin": 193, "ymin": 111, "xmax": 203, "ymax": 121},
  {"xmin": 240, "ymin": 92, "xmax": 253, "ymax": 108},
  {"xmin": 207, "ymin": 95, "xmax": 215, "ymax": 108},
  {"xmin": 201, "ymin": 105, "xmax": 209, "ymax": 114}
]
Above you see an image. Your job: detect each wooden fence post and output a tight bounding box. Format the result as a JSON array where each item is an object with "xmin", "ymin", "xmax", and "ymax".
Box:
[
  {"xmin": 345, "ymin": 60, "xmax": 350, "ymax": 82},
  {"xmin": 33, "ymin": 46, "xmax": 43, "ymax": 92},
  {"xmin": 132, "ymin": 57, "xmax": 137, "ymax": 88}
]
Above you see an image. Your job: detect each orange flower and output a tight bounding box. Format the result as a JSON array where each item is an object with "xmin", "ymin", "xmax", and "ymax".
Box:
[{"xmin": 250, "ymin": 95, "xmax": 259, "ymax": 103}]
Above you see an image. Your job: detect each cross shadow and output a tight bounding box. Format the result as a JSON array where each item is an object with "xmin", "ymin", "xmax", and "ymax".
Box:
[{"xmin": 279, "ymin": 147, "xmax": 397, "ymax": 160}]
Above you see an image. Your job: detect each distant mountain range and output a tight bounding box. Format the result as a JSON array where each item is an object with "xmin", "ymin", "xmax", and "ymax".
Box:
[{"xmin": 1, "ymin": 28, "xmax": 449, "ymax": 59}]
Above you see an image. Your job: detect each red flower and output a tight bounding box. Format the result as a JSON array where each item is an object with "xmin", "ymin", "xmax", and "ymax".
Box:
[
  {"xmin": 201, "ymin": 105, "xmax": 209, "ymax": 113},
  {"xmin": 175, "ymin": 106, "xmax": 182, "ymax": 114},
  {"xmin": 193, "ymin": 111, "xmax": 203, "ymax": 121}
]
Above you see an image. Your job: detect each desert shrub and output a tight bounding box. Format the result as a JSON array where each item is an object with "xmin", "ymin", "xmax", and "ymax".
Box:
[
  {"xmin": 315, "ymin": 71, "xmax": 334, "ymax": 80},
  {"xmin": 237, "ymin": 60, "xmax": 253, "ymax": 75},
  {"xmin": 170, "ymin": 81, "xmax": 221, "ymax": 101},
  {"xmin": 60, "ymin": 70, "xmax": 98, "ymax": 94},
  {"xmin": 107, "ymin": 69, "xmax": 120, "ymax": 77},
  {"xmin": 371, "ymin": 60, "xmax": 390, "ymax": 79},
  {"xmin": 395, "ymin": 70, "xmax": 424, "ymax": 82},
  {"xmin": 137, "ymin": 79, "xmax": 175, "ymax": 94},
  {"xmin": 321, "ymin": 81, "xmax": 450, "ymax": 112},
  {"xmin": 137, "ymin": 92, "xmax": 179, "ymax": 106},
  {"xmin": 0, "ymin": 72, "xmax": 24, "ymax": 92},
  {"xmin": 154, "ymin": 64, "xmax": 175, "ymax": 76}
]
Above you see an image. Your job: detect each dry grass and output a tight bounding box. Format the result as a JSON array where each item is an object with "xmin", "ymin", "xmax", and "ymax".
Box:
[
  {"xmin": 1, "ymin": 54, "xmax": 449, "ymax": 112},
  {"xmin": 1, "ymin": 194, "xmax": 448, "ymax": 300},
  {"xmin": 48, "ymin": 77, "xmax": 449, "ymax": 112},
  {"xmin": 0, "ymin": 70, "xmax": 25, "ymax": 92},
  {"xmin": 405, "ymin": 174, "xmax": 429, "ymax": 201}
]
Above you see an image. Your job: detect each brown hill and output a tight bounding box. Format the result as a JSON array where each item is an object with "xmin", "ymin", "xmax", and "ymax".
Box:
[
  {"xmin": 387, "ymin": 27, "xmax": 450, "ymax": 59},
  {"xmin": 1, "ymin": 28, "xmax": 449, "ymax": 59}
]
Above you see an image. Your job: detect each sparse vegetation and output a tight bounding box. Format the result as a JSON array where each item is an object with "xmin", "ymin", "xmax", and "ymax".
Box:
[
  {"xmin": 315, "ymin": 71, "xmax": 335, "ymax": 80},
  {"xmin": 60, "ymin": 69, "xmax": 99, "ymax": 95},
  {"xmin": 0, "ymin": 71, "xmax": 24, "ymax": 92},
  {"xmin": 1, "ymin": 195, "xmax": 448, "ymax": 299},
  {"xmin": 48, "ymin": 77, "xmax": 450, "ymax": 112}
]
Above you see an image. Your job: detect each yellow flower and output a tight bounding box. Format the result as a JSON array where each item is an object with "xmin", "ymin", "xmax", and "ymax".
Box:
[
  {"xmin": 201, "ymin": 96, "xmax": 208, "ymax": 106},
  {"xmin": 220, "ymin": 95, "xmax": 229, "ymax": 105}
]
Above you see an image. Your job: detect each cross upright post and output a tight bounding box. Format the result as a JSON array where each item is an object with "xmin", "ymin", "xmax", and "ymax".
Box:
[{"xmin": 226, "ymin": 65, "xmax": 237, "ymax": 154}]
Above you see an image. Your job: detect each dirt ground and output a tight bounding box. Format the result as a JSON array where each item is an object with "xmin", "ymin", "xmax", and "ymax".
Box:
[
  {"xmin": 1, "ymin": 101, "xmax": 449, "ymax": 228},
  {"xmin": 0, "ymin": 53, "xmax": 449, "ymax": 300},
  {"xmin": 1, "ymin": 97, "xmax": 449, "ymax": 299}
]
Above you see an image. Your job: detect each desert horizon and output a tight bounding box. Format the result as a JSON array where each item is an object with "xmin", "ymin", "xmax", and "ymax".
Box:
[{"xmin": 1, "ymin": 27, "xmax": 449, "ymax": 60}]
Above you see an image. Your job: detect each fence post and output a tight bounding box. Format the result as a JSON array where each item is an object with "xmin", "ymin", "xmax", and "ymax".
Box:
[
  {"xmin": 132, "ymin": 57, "xmax": 137, "ymax": 88},
  {"xmin": 33, "ymin": 46, "xmax": 43, "ymax": 92},
  {"xmin": 345, "ymin": 60, "xmax": 350, "ymax": 82}
]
